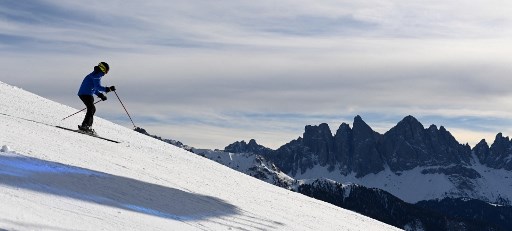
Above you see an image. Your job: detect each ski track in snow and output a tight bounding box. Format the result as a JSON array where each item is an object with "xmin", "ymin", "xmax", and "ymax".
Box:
[{"xmin": 0, "ymin": 81, "xmax": 401, "ymax": 230}]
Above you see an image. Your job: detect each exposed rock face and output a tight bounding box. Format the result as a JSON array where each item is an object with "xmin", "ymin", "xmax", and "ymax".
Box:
[
  {"xmin": 271, "ymin": 138, "xmax": 315, "ymax": 176},
  {"xmin": 420, "ymin": 166, "xmax": 481, "ymax": 179},
  {"xmin": 380, "ymin": 115, "xmax": 472, "ymax": 172},
  {"xmin": 303, "ymin": 123, "xmax": 335, "ymax": 169},
  {"xmin": 268, "ymin": 116, "xmax": 385, "ymax": 177},
  {"xmin": 268, "ymin": 115, "xmax": 473, "ymax": 177},
  {"xmin": 473, "ymin": 133, "xmax": 512, "ymax": 170},
  {"xmin": 223, "ymin": 116, "xmax": 512, "ymax": 209},
  {"xmin": 349, "ymin": 116, "xmax": 384, "ymax": 176},
  {"xmin": 136, "ymin": 122, "xmax": 512, "ymax": 231},
  {"xmin": 333, "ymin": 123, "xmax": 352, "ymax": 174},
  {"xmin": 224, "ymin": 139, "xmax": 273, "ymax": 156}
]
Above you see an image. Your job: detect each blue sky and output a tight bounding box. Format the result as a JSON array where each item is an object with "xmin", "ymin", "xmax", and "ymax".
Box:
[{"xmin": 2, "ymin": 0, "xmax": 512, "ymax": 149}]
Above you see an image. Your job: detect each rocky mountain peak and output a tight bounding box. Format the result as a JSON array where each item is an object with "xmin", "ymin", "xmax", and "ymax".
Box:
[
  {"xmin": 348, "ymin": 116, "xmax": 384, "ymax": 177},
  {"xmin": 334, "ymin": 123, "xmax": 352, "ymax": 141},
  {"xmin": 473, "ymin": 139, "xmax": 490, "ymax": 163},
  {"xmin": 304, "ymin": 123, "xmax": 332, "ymax": 138},
  {"xmin": 402, "ymin": 115, "xmax": 421, "ymax": 124},
  {"xmin": 489, "ymin": 133, "xmax": 512, "ymax": 156},
  {"xmin": 352, "ymin": 115, "xmax": 375, "ymax": 135},
  {"xmin": 473, "ymin": 133, "xmax": 512, "ymax": 170},
  {"xmin": 439, "ymin": 126, "xmax": 447, "ymax": 133},
  {"xmin": 427, "ymin": 124, "xmax": 438, "ymax": 131},
  {"xmin": 224, "ymin": 139, "xmax": 273, "ymax": 155},
  {"xmin": 269, "ymin": 115, "xmax": 484, "ymax": 178},
  {"xmin": 382, "ymin": 116, "xmax": 471, "ymax": 172},
  {"xmin": 494, "ymin": 133, "xmax": 509, "ymax": 144},
  {"xmin": 389, "ymin": 115, "xmax": 425, "ymax": 140},
  {"xmin": 247, "ymin": 139, "xmax": 258, "ymax": 146},
  {"xmin": 338, "ymin": 123, "xmax": 351, "ymax": 132},
  {"xmin": 303, "ymin": 123, "xmax": 335, "ymax": 168}
]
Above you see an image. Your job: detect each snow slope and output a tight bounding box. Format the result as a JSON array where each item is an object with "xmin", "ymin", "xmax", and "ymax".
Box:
[
  {"xmin": 0, "ymin": 81, "xmax": 401, "ymax": 231},
  {"xmin": 192, "ymin": 149, "xmax": 297, "ymax": 190},
  {"xmin": 294, "ymin": 161, "xmax": 512, "ymax": 205}
]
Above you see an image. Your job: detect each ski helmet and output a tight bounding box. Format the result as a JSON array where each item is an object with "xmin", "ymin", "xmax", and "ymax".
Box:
[{"xmin": 98, "ymin": 62, "xmax": 110, "ymax": 74}]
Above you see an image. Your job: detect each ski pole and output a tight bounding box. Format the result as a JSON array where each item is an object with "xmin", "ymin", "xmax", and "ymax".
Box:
[
  {"xmin": 113, "ymin": 90, "xmax": 137, "ymax": 128},
  {"xmin": 62, "ymin": 99, "xmax": 102, "ymax": 121}
]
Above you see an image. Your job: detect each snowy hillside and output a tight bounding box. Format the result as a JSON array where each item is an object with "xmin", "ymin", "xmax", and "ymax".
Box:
[
  {"xmin": 293, "ymin": 150, "xmax": 512, "ymax": 205},
  {"xmin": 0, "ymin": 81, "xmax": 401, "ymax": 231}
]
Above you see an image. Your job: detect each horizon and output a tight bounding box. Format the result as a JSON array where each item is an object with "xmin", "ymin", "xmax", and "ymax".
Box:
[
  {"xmin": 2, "ymin": 1, "xmax": 512, "ymax": 149},
  {"xmin": 170, "ymin": 114, "xmax": 504, "ymax": 150}
]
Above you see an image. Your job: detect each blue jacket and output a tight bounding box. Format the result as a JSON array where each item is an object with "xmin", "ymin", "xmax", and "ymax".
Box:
[{"xmin": 77, "ymin": 70, "xmax": 107, "ymax": 96}]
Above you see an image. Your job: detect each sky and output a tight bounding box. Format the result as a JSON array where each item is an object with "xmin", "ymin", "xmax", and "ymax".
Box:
[{"xmin": 1, "ymin": 0, "xmax": 512, "ymax": 149}]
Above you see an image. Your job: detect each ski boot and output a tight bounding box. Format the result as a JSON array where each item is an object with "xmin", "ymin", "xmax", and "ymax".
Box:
[{"xmin": 78, "ymin": 125, "xmax": 97, "ymax": 136}]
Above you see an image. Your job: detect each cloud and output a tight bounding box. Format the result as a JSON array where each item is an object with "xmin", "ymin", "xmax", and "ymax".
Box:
[{"xmin": 1, "ymin": 1, "xmax": 512, "ymax": 149}]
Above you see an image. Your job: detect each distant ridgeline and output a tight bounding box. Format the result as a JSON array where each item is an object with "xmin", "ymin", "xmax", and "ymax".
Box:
[{"xmin": 136, "ymin": 115, "xmax": 512, "ymax": 231}]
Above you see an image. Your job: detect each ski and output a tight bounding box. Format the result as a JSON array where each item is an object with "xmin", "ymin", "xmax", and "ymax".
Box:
[{"xmin": 55, "ymin": 126, "xmax": 120, "ymax": 143}]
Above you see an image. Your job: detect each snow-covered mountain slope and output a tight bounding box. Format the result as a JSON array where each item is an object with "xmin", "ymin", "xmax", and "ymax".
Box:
[
  {"xmin": 260, "ymin": 116, "xmax": 512, "ymax": 206},
  {"xmin": 192, "ymin": 149, "xmax": 296, "ymax": 189},
  {"xmin": 293, "ymin": 160, "xmax": 512, "ymax": 205},
  {"xmin": 0, "ymin": 81, "xmax": 401, "ymax": 231}
]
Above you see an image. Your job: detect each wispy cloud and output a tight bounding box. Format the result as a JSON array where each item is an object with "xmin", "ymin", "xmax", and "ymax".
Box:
[{"xmin": 1, "ymin": 0, "xmax": 512, "ymax": 149}]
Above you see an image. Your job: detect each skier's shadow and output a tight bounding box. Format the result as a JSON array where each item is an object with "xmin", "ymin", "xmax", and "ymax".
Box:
[{"xmin": 0, "ymin": 154, "xmax": 239, "ymax": 221}]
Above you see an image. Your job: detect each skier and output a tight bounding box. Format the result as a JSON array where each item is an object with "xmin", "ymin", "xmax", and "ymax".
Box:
[{"xmin": 77, "ymin": 62, "xmax": 115, "ymax": 135}]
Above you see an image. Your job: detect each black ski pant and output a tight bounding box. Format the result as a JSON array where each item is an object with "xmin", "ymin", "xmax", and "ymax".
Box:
[{"xmin": 79, "ymin": 95, "xmax": 96, "ymax": 127}]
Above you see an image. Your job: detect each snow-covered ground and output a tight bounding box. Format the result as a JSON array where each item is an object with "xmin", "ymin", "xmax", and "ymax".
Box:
[
  {"xmin": 294, "ymin": 159, "xmax": 512, "ymax": 204},
  {"xmin": 0, "ymin": 81, "xmax": 401, "ymax": 231},
  {"xmin": 192, "ymin": 149, "xmax": 296, "ymax": 189}
]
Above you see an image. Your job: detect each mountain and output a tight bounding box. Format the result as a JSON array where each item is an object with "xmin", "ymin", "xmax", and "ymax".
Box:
[
  {"xmin": 0, "ymin": 81, "xmax": 399, "ymax": 231},
  {"xmin": 270, "ymin": 116, "xmax": 383, "ymax": 177},
  {"xmin": 266, "ymin": 116, "xmax": 384, "ymax": 177},
  {"xmin": 133, "ymin": 129, "xmax": 295, "ymax": 189},
  {"xmin": 298, "ymin": 179, "xmax": 503, "ymax": 231},
  {"xmin": 154, "ymin": 134, "xmax": 502, "ymax": 230},
  {"xmin": 192, "ymin": 139, "xmax": 510, "ymax": 231},
  {"xmin": 130, "ymin": 111, "xmax": 512, "ymax": 230},
  {"xmin": 266, "ymin": 115, "xmax": 472, "ymax": 177},
  {"xmin": 191, "ymin": 148, "xmax": 296, "ymax": 189},
  {"xmin": 219, "ymin": 116, "xmax": 512, "ymax": 230},
  {"xmin": 256, "ymin": 115, "xmax": 512, "ymax": 205},
  {"xmin": 224, "ymin": 139, "xmax": 273, "ymax": 156},
  {"xmin": 219, "ymin": 138, "xmax": 512, "ymax": 230},
  {"xmin": 380, "ymin": 115, "xmax": 472, "ymax": 172},
  {"xmin": 474, "ymin": 133, "xmax": 512, "ymax": 170}
]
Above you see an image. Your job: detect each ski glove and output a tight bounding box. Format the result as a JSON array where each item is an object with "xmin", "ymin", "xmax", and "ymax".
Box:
[
  {"xmin": 105, "ymin": 86, "xmax": 116, "ymax": 93},
  {"xmin": 97, "ymin": 93, "xmax": 107, "ymax": 101}
]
